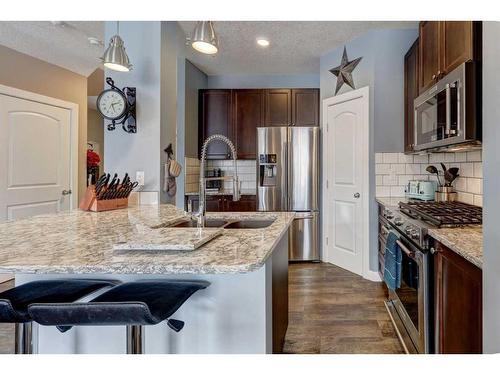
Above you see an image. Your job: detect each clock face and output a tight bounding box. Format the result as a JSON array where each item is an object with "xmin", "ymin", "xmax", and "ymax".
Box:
[{"xmin": 97, "ymin": 89, "xmax": 127, "ymax": 120}]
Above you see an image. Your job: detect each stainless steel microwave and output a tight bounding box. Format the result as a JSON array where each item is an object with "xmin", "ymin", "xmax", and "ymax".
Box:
[{"xmin": 413, "ymin": 62, "xmax": 481, "ymax": 152}]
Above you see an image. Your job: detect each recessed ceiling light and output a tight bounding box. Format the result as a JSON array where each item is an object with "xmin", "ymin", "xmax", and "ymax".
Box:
[{"xmin": 257, "ymin": 38, "xmax": 270, "ymax": 47}]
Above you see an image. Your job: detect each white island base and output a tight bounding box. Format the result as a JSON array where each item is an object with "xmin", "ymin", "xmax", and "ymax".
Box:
[{"xmin": 15, "ymin": 235, "xmax": 288, "ymax": 354}]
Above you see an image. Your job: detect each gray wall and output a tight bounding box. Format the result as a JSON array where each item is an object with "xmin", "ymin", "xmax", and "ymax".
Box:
[
  {"xmin": 104, "ymin": 21, "xmax": 162, "ymax": 192},
  {"xmin": 320, "ymin": 28, "xmax": 418, "ymax": 271},
  {"xmin": 160, "ymin": 21, "xmax": 187, "ymax": 206},
  {"xmin": 185, "ymin": 60, "xmax": 208, "ymax": 158},
  {"xmin": 482, "ymin": 21, "xmax": 500, "ymax": 353},
  {"xmin": 207, "ymin": 73, "xmax": 319, "ymax": 88}
]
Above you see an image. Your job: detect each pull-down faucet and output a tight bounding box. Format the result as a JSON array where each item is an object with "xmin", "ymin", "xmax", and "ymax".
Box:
[{"xmin": 195, "ymin": 134, "xmax": 240, "ymax": 227}]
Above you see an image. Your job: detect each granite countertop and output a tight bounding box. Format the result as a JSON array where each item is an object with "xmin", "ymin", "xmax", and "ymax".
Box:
[
  {"xmin": 428, "ymin": 226, "xmax": 483, "ymax": 269},
  {"xmin": 0, "ymin": 205, "xmax": 294, "ymax": 275},
  {"xmin": 185, "ymin": 189, "xmax": 256, "ymax": 196}
]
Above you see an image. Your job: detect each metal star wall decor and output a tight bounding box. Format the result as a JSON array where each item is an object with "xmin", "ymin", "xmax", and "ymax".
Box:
[{"xmin": 329, "ymin": 46, "xmax": 363, "ymax": 95}]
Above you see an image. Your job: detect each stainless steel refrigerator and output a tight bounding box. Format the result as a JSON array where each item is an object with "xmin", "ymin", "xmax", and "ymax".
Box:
[{"xmin": 257, "ymin": 126, "xmax": 320, "ymax": 261}]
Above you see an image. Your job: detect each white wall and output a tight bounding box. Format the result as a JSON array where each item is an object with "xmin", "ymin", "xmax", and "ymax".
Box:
[
  {"xmin": 482, "ymin": 21, "xmax": 500, "ymax": 353},
  {"xmin": 104, "ymin": 21, "xmax": 162, "ymax": 192},
  {"xmin": 320, "ymin": 28, "xmax": 418, "ymax": 271}
]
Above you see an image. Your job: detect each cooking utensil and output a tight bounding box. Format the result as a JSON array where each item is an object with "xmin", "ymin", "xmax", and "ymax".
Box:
[
  {"xmin": 101, "ymin": 175, "xmax": 118, "ymax": 200},
  {"xmin": 95, "ymin": 173, "xmax": 110, "ymax": 197},
  {"xmin": 426, "ymin": 165, "xmax": 442, "ymax": 186},
  {"xmin": 444, "ymin": 167, "xmax": 459, "ymax": 187}
]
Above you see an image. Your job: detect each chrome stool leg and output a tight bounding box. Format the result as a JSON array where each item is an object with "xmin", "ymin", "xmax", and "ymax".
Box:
[
  {"xmin": 126, "ymin": 325, "xmax": 144, "ymax": 354},
  {"xmin": 15, "ymin": 322, "xmax": 33, "ymax": 354}
]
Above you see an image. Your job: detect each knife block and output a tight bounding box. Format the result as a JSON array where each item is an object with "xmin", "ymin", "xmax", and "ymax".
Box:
[{"xmin": 79, "ymin": 185, "xmax": 129, "ymax": 212}]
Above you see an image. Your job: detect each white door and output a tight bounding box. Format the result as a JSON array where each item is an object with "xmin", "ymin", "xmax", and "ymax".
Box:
[
  {"xmin": 0, "ymin": 94, "xmax": 72, "ymax": 221},
  {"xmin": 323, "ymin": 87, "xmax": 369, "ymax": 277}
]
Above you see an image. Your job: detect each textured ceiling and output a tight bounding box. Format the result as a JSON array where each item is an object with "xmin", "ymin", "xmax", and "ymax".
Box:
[
  {"xmin": 179, "ymin": 21, "xmax": 418, "ymax": 75},
  {"xmin": 0, "ymin": 21, "xmax": 104, "ymax": 77}
]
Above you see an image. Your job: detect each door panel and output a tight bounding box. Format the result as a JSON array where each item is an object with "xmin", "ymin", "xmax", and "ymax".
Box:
[
  {"xmin": 441, "ymin": 21, "xmax": 474, "ymax": 75},
  {"xmin": 233, "ymin": 90, "xmax": 263, "ymax": 159},
  {"xmin": 288, "ymin": 127, "xmax": 319, "ymax": 211},
  {"xmin": 325, "ymin": 92, "xmax": 366, "ymax": 276},
  {"xmin": 264, "ymin": 89, "xmax": 291, "ymax": 126},
  {"xmin": 405, "ymin": 39, "xmax": 419, "ymax": 153},
  {"xmin": 289, "ymin": 212, "xmax": 319, "ymax": 261},
  {"xmin": 199, "ymin": 90, "xmax": 233, "ymax": 159},
  {"xmin": 291, "ymin": 89, "xmax": 319, "ymax": 126},
  {"xmin": 0, "ymin": 94, "xmax": 71, "ymax": 221},
  {"xmin": 419, "ymin": 21, "xmax": 440, "ymax": 93}
]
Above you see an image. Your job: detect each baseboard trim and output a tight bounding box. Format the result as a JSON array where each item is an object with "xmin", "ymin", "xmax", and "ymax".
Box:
[{"xmin": 364, "ymin": 270, "xmax": 382, "ymax": 282}]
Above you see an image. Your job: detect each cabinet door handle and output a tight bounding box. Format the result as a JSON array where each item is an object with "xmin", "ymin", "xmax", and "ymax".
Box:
[{"xmin": 432, "ymin": 74, "xmax": 436, "ymax": 80}]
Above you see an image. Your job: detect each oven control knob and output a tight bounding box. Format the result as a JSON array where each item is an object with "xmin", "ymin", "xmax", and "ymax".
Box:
[
  {"xmin": 405, "ymin": 227, "xmax": 412, "ymax": 235},
  {"xmin": 410, "ymin": 230, "xmax": 420, "ymax": 240},
  {"xmin": 394, "ymin": 217, "xmax": 403, "ymax": 226},
  {"xmin": 384, "ymin": 210, "xmax": 394, "ymax": 219}
]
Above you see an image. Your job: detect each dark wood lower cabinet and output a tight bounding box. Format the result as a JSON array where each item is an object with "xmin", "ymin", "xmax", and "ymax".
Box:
[
  {"xmin": 434, "ymin": 241, "xmax": 482, "ymax": 353},
  {"xmin": 186, "ymin": 194, "xmax": 256, "ymax": 213}
]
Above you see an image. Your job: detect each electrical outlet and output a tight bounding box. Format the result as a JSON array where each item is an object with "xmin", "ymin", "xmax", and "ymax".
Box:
[{"xmin": 136, "ymin": 171, "xmax": 145, "ymax": 186}]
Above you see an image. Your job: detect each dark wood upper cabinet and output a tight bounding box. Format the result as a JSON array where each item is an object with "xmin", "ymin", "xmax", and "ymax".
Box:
[
  {"xmin": 199, "ymin": 88, "xmax": 319, "ymax": 160},
  {"xmin": 434, "ymin": 241, "xmax": 482, "ymax": 354},
  {"xmin": 291, "ymin": 89, "xmax": 319, "ymax": 126},
  {"xmin": 199, "ymin": 90, "xmax": 233, "ymax": 159},
  {"xmin": 441, "ymin": 21, "xmax": 475, "ymax": 75},
  {"xmin": 418, "ymin": 21, "xmax": 480, "ymax": 94},
  {"xmin": 404, "ymin": 39, "xmax": 419, "ymax": 154},
  {"xmin": 264, "ymin": 89, "xmax": 292, "ymax": 126},
  {"xmin": 419, "ymin": 21, "xmax": 441, "ymax": 93},
  {"xmin": 233, "ymin": 89, "xmax": 264, "ymax": 159}
]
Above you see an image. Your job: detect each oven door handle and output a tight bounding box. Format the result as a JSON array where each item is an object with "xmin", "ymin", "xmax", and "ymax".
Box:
[{"xmin": 396, "ymin": 239, "xmax": 415, "ymax": 259}]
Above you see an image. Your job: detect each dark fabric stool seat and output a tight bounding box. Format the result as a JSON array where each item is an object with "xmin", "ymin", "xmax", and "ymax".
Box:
[
  {"xmin": 0, "ymin": 279, "xmax": 118, "ymax": 353},
  {"xmin": 28, "ymin": 279, "xmax": 210, "ymax": 354}
]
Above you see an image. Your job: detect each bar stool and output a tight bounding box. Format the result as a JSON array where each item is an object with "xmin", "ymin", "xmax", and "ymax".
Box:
[
  {"xmin": 28, "ymin": 279, "xmax": 210, "ymax": 354},
  {"xmin": 0, "ymin": 279, "xmax": 118, "ymax": 354}
]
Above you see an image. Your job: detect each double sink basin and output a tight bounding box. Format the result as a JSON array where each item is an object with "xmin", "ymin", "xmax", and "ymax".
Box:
[{"xmin": 169, "ymin": 218, "xmax": 275, "ymax": 229}]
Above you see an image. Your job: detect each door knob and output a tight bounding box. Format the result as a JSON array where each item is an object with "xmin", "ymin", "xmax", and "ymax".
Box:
[
  {"xmin": 354, "ymin": 193, "xmax": 360, "ymax": 199},
  {"xmin": 62, "ymin": 189, "xmax": 72, "ymax": 196}
]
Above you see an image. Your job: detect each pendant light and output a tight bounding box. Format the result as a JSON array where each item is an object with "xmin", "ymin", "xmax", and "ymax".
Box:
[
  {"xmin": 191, "ymin": 21, "xmax": 219, "ymax": 55},
  {"xmin": 101, "ymin": 21, "xmax": 132, "ymax": 72}
]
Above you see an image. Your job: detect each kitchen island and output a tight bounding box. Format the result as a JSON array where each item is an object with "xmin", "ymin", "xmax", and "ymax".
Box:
[{"xmin": 0, "ymin": 205, "xmax": 294, "ymax": 354}]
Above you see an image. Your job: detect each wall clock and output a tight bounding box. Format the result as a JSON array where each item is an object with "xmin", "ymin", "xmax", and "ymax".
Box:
[{"xmin": 96, "ymin": 77, "xmax": 136, "ymax": 133}]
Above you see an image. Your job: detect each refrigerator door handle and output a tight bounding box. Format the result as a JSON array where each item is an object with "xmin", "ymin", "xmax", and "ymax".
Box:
[{"xmin": 294, "ymin": 214, "xmax": 315, "ymax": 220}]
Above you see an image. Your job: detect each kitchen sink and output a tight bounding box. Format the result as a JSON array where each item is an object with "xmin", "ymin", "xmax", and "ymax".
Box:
[
  {"xmin": 223, "ymin": 220, "xmax": 275, "ymax": 229},
  {"xmin": 171, "ymin": 219, "xmax": 228, "ymax": 228}
]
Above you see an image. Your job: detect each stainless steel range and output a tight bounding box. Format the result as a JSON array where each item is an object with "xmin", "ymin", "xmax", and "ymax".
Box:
[{"xmin": 378, "ymin": 200, "xmax": 482, "ymax": 354}]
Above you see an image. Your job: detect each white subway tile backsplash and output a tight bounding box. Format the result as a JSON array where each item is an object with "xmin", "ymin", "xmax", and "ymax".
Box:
[
  {"xmin": 455, "ymin": 152, "xmax": 467, "ymax": 162},
  {"xmin": 413, "ymin": 154, "xmax": 429, "ymax": 163},
  {"xmin": 383, "ymin": 175, "xmax": 398, "ymax": 186},
  {"xmin": 467, "ymin": 178, "xmax": 482, "ymax": 195},
  {"xmin": 429, "ymin": 153, "xmax": 445, "ymax": 163},
  {"xmin": 457, "ymin": 192, "xmax": 474, "ymax": 205},
  {"xmin": 375, "ymin": 151, "xmax": 482, "ymax": 205},
  {"xmin": 383, "ymin": 153, "xmax": 399, "ymax": 164},
  {"xmin": 473, "ymin": 195, "xmax": 483, "ymax": 207},
  {"xmin": 376, "ymin": 186, "xmax": 391, "ymax": 197},
  {"xmin": 398, "ymin": 153, "xmax": 414, "ymax": 164},
  {"xmin": 473, "ymin": 162, "xmax": 483, "ymax": 178},
  {"xmin": 405, "ymin": 163, "xmax": 421, "ymax": 175},
  {"xmin": 467, "ymin": 150, "xmax": 482, "ymax": 162},
  {"xmin": 391, "ymin": 164, "xmax": 406, "ymax": 175},
  {"xmin": 376, "ymin": 163, "xmax": 392, "ymax": 175},
  {"xmin": 460, "ymin": 163, "xmax": 474, "ymax": 178}
]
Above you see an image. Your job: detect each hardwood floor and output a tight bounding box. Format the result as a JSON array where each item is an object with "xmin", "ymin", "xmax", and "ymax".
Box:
[
  {"xmin": 283, "ymin": 262, "xmax": 404, "ymax": 354},
  {"xmin": 0, "ymin": 264, "xmax": 403, "ymax": 354},
  {"xmin": 0, "ymin": 279, "xmax": 14, "ymax": 354}
]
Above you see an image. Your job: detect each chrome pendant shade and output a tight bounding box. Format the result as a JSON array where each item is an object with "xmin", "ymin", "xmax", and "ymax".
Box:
[
  {"xmin": 191, "ymin": 21, "xmax": 219, "ymax": 55},
  {"xmin": 101, "ymin": 22, "xmax": 132, "ymax": 72}
]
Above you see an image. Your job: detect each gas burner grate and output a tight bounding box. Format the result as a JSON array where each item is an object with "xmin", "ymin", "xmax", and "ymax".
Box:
[{"xmin": 398, "ymin": 201, "xmax": 482, "ymax": 227}]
